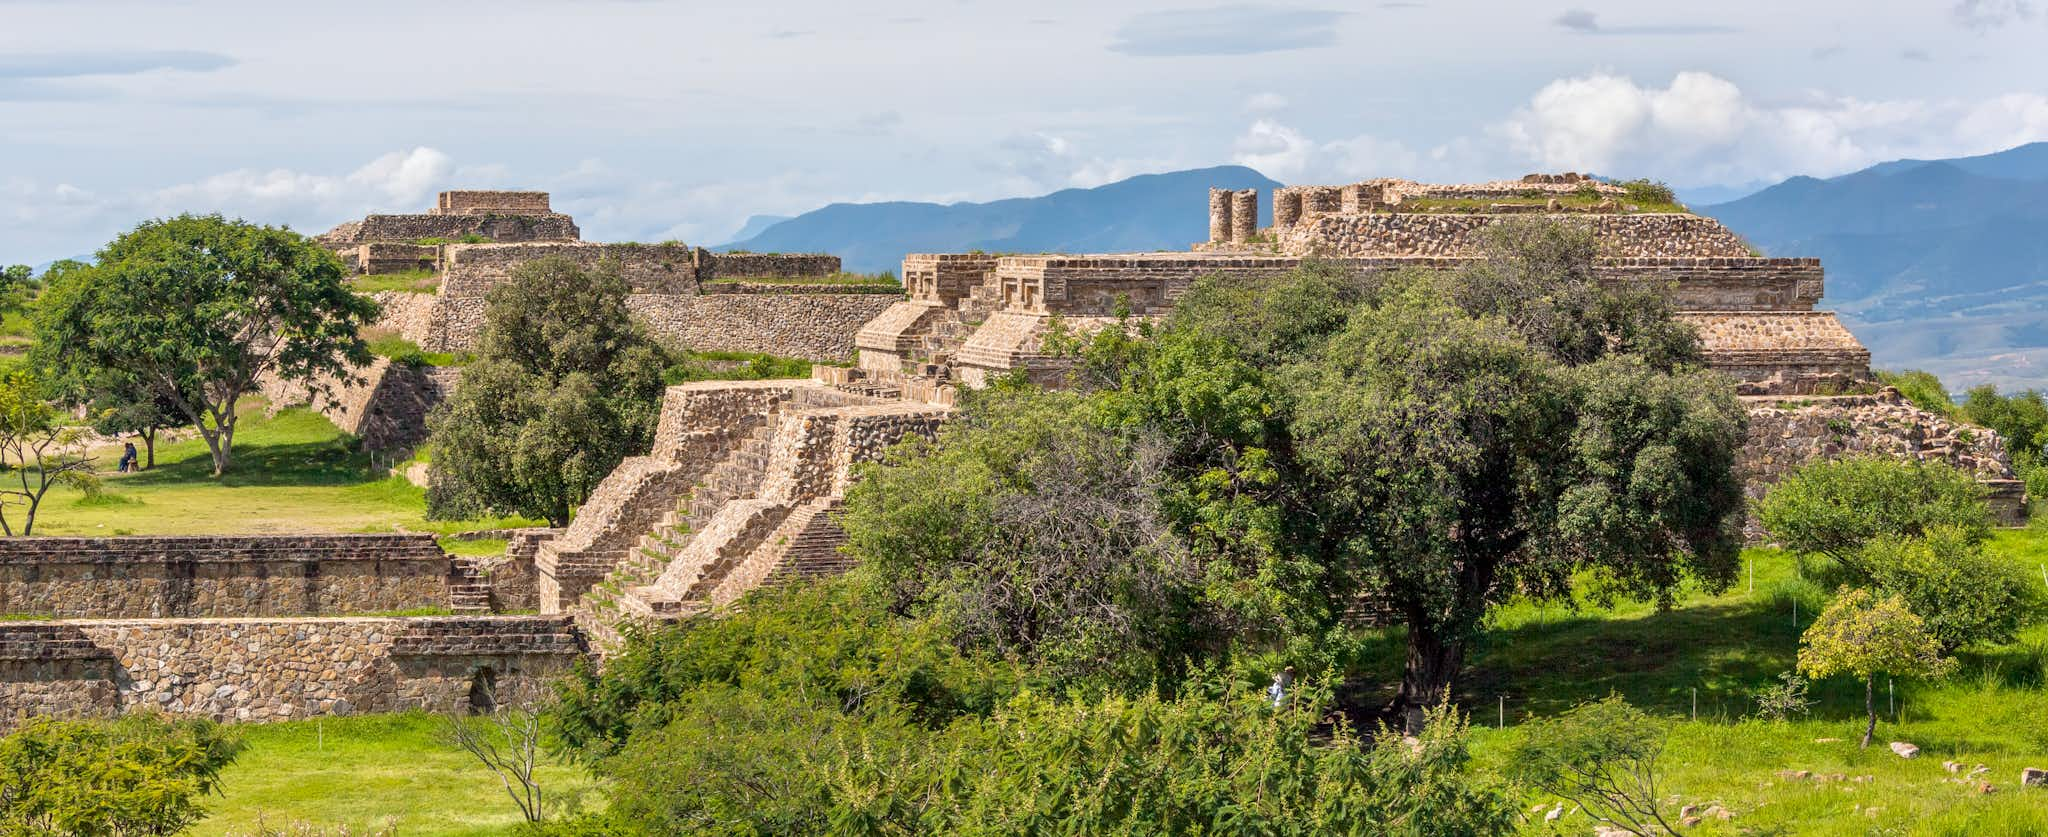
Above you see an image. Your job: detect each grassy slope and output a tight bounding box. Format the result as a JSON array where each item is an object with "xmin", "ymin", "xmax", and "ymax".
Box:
[
  {"xmin": 193, "ymin": 714, "xmax": 598, "ymax": 836},
  {"xmin": 1400, "ymin": 534, "xmax": 2048, "ymax": 834},
  {"xmin": 31, "ymin": 404, "xmax": 537, "ymax": 536}
]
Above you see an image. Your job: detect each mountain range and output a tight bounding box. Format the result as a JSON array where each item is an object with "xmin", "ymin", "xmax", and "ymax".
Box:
[
  {"xmin": 1701, "ymin": 142, "xmax": 2048, "ymax": 392},
  {"xmin": 719, "ymin": 166, "xmax": 1279, "ymax": 273}
]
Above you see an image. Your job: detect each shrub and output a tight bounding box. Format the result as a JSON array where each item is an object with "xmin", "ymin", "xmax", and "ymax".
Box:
[
  {"xmin": 1755, "ymin": 456, "xmax": 1991, "ymax": 582},
  {"xmin": 1878, "ymin": 369, "xmax": 1955, "ymax": 415},
  {"xmin": 1860, "ymin": 527, "xmax": 2040, "ymax": 650},
  {"xmin": 1616, "ymin": 178, "xmax": 1679, "ymax": 208},
  {"xmin": 0, "ymin": 714, "xmax": 243, "ymax": 834},
  {"xmin": 1751, "ymin": 671, "xmax": 1815, "ymax": 721},
  {"xmin": 1509, "ymin": 696, "xmax": 1678, "ymax": 835}
]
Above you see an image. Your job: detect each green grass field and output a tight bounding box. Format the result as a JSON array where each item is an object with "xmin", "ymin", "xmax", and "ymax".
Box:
[
  {"xmin": 194, "ymin": 714, "xmax": 599, "ymax": 836},
  {"xmin": 31, "ymin": 404, "xmax": 537, "ymax": 536},
  {"xmin": 1426, "ymin": 534, "xmax": 2048, "ymax": 834}
]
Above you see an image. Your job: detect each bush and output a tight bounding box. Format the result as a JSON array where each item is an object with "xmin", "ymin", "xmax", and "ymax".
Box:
[
  {"xmin": 1616, "ymin": 178, "xmax": 1679, "ymax": 208},
  {"xmin": 1878, "ymin": 369, "xmax": 1955, "ymax": 415},
  {"xmin": 1755, "ymin": 456, "xmax": 1991, "ymax": 582},
  {"xmin": 1860, "ymin": 527, "xmax": 2040, "ymax": 650},
  {"xmin": 0, "ymin": 714, "xmax": 243, "ymax": 834}
]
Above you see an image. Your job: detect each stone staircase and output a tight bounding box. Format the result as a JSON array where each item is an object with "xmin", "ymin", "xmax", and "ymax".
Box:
[
  {"xmin": 0, "ymin": 624, "xmax": 109, "ymax": 661},
  {"xmin": 446, "ymin": 557, "xmax": 492, "ymax": 613},
  {"xmin": 565, "ymin": 385, "xmax": 948, "ymax": 655}
]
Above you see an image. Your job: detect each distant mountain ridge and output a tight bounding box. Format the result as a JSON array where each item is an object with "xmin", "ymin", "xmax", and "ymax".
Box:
[
  {"xmin": 719, "ymin": 166, "xmax": 1281, "ymax": 273},
  {"xmin": 1700, "ymin": 141, "xmax": 2048, "ymax": 391}
]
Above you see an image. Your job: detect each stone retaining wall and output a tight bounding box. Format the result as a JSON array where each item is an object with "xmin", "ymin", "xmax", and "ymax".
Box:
[
  {"xmin": 632, "ymin": 293, "xmax": 897, "ymax": 360},
  {"xmin": 324, "ymin": 213, "xmax": 581, "ymax": 247},
  {"xmin": 0, "ymin": 535, "xmax": 451, "ymax": 619},
  {"xmin": 1279, "ymin": 213, "xmax": 1752, "ymax": 258},
  {"xmin": 441, "ymin": 242, "xmax": 699, "ymax": 297},
  {"xmin": 703, "ymin": 253, "xmax": 841, "ymax": 280},
  {"xmin": 256, "ymin": 358, "xmax": 461, "ymax": 452},
  {"xmin": 0, "ymin": 616, "xmax": 583, "ymax": 726}
]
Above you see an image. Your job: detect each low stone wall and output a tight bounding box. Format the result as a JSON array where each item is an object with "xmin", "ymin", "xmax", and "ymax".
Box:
[
  {"xmin": 479, "ymin": 528, "xmax": 559, "ymax": 613},
  {"xmin": 436, "ymin": 191, "xmax": 551, "ymax": 216},
  {"xmin": 0, "ymin": 535, "xmax": 451, "ymax": 619},
  {"xmin": 0, "ymin": 616, "xmax": 584, "ymax": 726},
  {"xmin": 1279, "ymin": 213, "xmax": 1753, "ymax": 258},
  {"xmin": 703, "ymin": 253, "xmax": 841, "ymax": 280}
]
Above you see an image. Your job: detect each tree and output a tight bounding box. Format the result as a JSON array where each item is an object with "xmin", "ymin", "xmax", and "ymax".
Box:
[
  {"xmin": 1755, "ymin": 457, "xmax": 1992, "ymax": 583},
  {"xmin": 0, "ymin": 713, "xmax": 243, "ymax": 835},
  {"xmin": 31, "ymin": 216, "xmax": 376, "ymax": 476},
  {"xmin": 1509, "ymin": 696, "xmax": 1678, "ymax": 836},
  {"xmin": 1858, "ymin": 528, "xmax": 2039, "ymax": 651},
  {"xmin": 445, "ymin": 697, "xmax": 548, "ymax": 825},
  {"xmin": 1877, "ymin": 369, "xmax": 1954, "ymax": 416},
  {"xmin": 0, "ymin": 371, "xmax": 96, "ymax": 536},
  {"xmin": 0, "ymin": 264, "xmax": 31, "ymax": 315},
  {"xmin": 1798, "ymin": 588, "xmax": 1954, "ymax": 748},
  {"xmin": 426, "ymin": 256, "xmax": 669, "ymax": 525},
  {"xmin": 1962, "ymin": 385, "xmax": 2048, "ymax": 463}
]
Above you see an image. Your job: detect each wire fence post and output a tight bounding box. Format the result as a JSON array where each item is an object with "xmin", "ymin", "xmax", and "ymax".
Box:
[
  {"xmin": 1691, "ymin": 687, "xmax": 1697, "ymax": 721},
  {"xmin": 1498, "ymin": 695, "xmax": 1504, "ymax": 729}
]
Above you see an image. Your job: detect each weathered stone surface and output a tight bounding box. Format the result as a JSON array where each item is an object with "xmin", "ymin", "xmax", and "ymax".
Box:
[
  {"xmin": 0, "ymin": 615, "xmax": 584, "ymax": 727},
  {"xmin": 0, "ymin": 535, "xmax": 452, "ymax": 619},
  {"xmin": 2023, "ymin": 767, "xmax": 2047, "ymax": 788},
  {"xmin": 1891, "ymin": 742, "xmax": 1921, "ymax": 758}
]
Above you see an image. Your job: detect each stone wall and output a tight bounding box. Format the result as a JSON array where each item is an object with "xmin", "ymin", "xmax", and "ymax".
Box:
[
  {"xmin": 703, "ymin": 253, "xmax": 841, "ymax": 280},
  {"xmin": 323, "ymin": 214, "xmax": 580, "ymax": 247},
  {"xmin": 0, "ymin": 535, "xmax": 451, "ymax": 619},
  {"xmin": 356, "ymin": 243, "xmax": 440, "ymax": 275},
  {"xmin": 0, "ymin": 616, "xmax": 583, "ymax": 726},
  {"xmin": 256, "ymin": 357, "xmax": 461, "ymax": 453},
  {"xmin": 1278, "ymin": 213, "xmax": 1753, "ymax": 258},
  {"xmin": 1739, "ymin": 391, "xmax": 2026, "ymax": 528},
  {"xmin": 1680, "ymin": 312, "xmax": 1873, "ymax": 394},
  {"xmin": 476, "ymin": 529, "xmax": 558, "ymax": 613},
  {"xmin": 632, "ymin": 293, "xmax": 898, "ymax": 360},
  {"xmin": 435, "ymin": 191, "xmax": 551, "ymax": 216},
  {"xmin": 440, "ymin": 242, "xmax": 699, "ymax": 297}
]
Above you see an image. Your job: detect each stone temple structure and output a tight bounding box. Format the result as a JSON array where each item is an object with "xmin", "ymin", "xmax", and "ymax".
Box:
[{"xmin": 0, "ymin": 174, "xmax": 2027, "ymax": 726}]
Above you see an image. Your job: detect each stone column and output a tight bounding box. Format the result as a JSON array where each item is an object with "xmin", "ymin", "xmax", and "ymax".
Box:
[
  {"xmin": 1208, "ymin": 188, "xmax": 1233, "ymax": 244},
  {"xmin": 1230, "ymin": 190, "xmax": 1258, "ymax": 242},
  {"xmin": 1275, "ymin": 190, "xmax": 1303, "ymax": 229}
]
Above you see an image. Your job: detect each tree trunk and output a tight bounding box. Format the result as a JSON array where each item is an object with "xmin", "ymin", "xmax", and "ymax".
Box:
[
  {"xmin": 142, "ymin": 427, "xmax": 156, "ymax": 469},
  {"xmin": 1862, "ymin": 674, "xmax": 1876, "ymax": 749},
  {"xmin": 1397, "ymin": 621, "xmax": 1466, "ymax": 734}
]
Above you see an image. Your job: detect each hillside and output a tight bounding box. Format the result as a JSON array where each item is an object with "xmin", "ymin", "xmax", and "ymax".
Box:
[
  {"xmin": 1702, "ymin": 142, "xmax": 2048, "ymax": 391},
  {"xmin": 720, "ymin": 166, "xmax": 1281, "ymax": 273}
]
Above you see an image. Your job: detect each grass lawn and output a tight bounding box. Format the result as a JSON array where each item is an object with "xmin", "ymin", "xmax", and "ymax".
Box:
[
  {"xmin": 195, "ymin": 713, "xmax": 600, "ymax": 836},
  {"xmin": 32, "ymin": 403, "xmax": 537, "ymax": 536},
  {"xmin": 1345, "ymin": 530, "xmax": 2048, "ymax": 834},
  {"xmin": 348, "ymin": 270, "xmax": 439, "ymax": 294}
]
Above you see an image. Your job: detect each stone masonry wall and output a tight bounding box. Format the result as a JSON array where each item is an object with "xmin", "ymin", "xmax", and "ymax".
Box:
[
  {"xmin": 702, "ymin": 253, "xmax": 841, "ymax": 280},
  {"xmin": 441, "ymin": 242, "xmax": 699, "ymax": 297},
  {"xmin": 436, "ymin": 191, "xmax": 551, "ymax": 216},
  {"xmin": 0, "ymin": 535, "xmax": 451, "ymax": 619},
  {"xmin": 325, "ymin": 214, "xmax": 580, "ymax": 246},
  {"xmin": 256, "ymin": 357, "xmax": 461, "ymax": 453},
  {"xmin": 0, "ymin": 616, "xmax": 583, "ymax": 726},
  {"xmin": 631, "ymin": 293, "xmax": 896, "ymax": 361},
  {"xmin": 1279, "ymin": 213, "xmax": 1753, "ymax": 258}
]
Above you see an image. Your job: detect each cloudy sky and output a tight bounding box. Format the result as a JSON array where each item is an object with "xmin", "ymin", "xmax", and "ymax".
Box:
[{"xmin": 4, "ymin": 0, "xmax": 2046, "ymax": 263}]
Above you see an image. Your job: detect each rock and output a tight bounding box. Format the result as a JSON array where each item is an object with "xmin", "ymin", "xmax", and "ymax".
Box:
[
  {"xmin": 1679, "ymin": 805, "xmax": 1698, "ymax": 819},
  {"xmin": 1944, "ymin": 760, "xmax": 1962, "ymax": 773},
  {"xmin": 1706, "ymin": 805, "xmax": 1733, "ymax": 820},
  {"xmin": 1545, "ymin": 803, "xmax": 1564, "ymax": 822},
  {"xmin": 1890, "ymin": 742, "xmax": 1920, "ymax": 758},
  {"xmin": 1813, "ymin": 737, "xmax": 1841, "ymax": 743},
  {"xmin": 1681, "ymin": 816, "xmax": 1702, "ymax": 827},
  {"xmin": 2023, "ymin": 767, "xmax": 2047, "ymax": 788},
  {"xmin": 1976, "ymin": 782, "xmax": 1996, "ymax": 795},
  {"xmin": 1776, "ymin": 769, "xmax": 1813, "ymax": 781}
]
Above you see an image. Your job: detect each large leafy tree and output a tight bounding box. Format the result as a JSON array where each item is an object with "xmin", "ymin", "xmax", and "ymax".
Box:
[
  {"xmin": 31, "ymin": 216, "xmax": 376, "ymax": 476},
  {"xmin": 426, "ymin": 256, "xmax": 670, "ymax": 525}
]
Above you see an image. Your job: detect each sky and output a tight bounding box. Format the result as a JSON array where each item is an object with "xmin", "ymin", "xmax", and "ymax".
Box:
[{"xmin": 4, "ymin": 0, "xmax": 2047, "ymax": 264}]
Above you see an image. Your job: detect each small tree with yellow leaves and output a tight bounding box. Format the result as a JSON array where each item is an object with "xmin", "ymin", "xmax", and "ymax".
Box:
[{"xmin": 1798, "ymin": 588, "xmax": 1954, "ymax": 748}]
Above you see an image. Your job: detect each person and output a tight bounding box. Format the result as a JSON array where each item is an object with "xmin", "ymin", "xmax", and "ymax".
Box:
[
  {"xmin": 118, "ymin": 441, "xmax": 138, "ymax": 473},
  {"xmin": 1268, "ymin": 665, "xmax": 1296, "ymax": 708}
]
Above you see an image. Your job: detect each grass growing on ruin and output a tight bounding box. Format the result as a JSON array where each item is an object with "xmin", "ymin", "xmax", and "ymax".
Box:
[
  {"xmin": 1340, "ymin": 529, "xmax": 2048, "ymax": 834},
  {"xmin": 349, "ymin": 269, "xmax": 440, "ymax": 294},
  {"xmin": 194, "ymin": 713, "xmax": 599, "ymax": 836},
  {"xmin": 31, "ymin": 403, "xmax": 540, "ymax": 536},
  {"xmin": 664, "ymin": 349, "xmax": 813, "ymax": 384},
  {"xmin": 366, "ymin": 330, "xmax": 468, "ymax": 367}
]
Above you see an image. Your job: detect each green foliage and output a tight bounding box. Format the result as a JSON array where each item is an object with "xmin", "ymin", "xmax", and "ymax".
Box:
[
  {"xmin": 365, "ymin": 331, "xmax": 465, "ymax": 367},
  {"xmin": 1878, "ymin": 369, "xmax": 1955, "ymax": 415},
  {"xmin": 662, "ymin": 350, "xmax": 810, "ymax": 384},
  {"xmin": 1756, "ymin": 456, "xmax": 1992, "ymax": 581},
  {"xmin": 0, "ymin": 265, "xmax": 32, "ymax": 316},
  {"xmin": 1859, "ymin": 527, "xmax": 2040, "ymax": 650},
  {"xmin": 1509, "ymin": 696, "xmax": 1678, "ymax": 835},
  {"xmin": 0, "ymin": 713, "xmax": 243, "ymax": 835},
  {"xmin": 551, "ymin": 578, "xmax": 1510, "ymax": 836},
  {"xmin": 0, "ymin": 370, "xmax": 98, "ymax": 535},
  {"xmin": 31, "ymin": 215, "xmax": 377, "ymax": 476},
  {"xmin": 1615, "ymin": 177, "xmax": 1681, "ymax": 209},
  {"xmin": 1799, "ymin": 587, "xmax": 1955, "ymax": 746},
  {"xmin": 424, "ymin": 256, "xmax": 670, "ymax": 525},
  {"xmin": 1750, "ymin": 671, "xmax": 1815, "ymax": 721},
  {"xmin": 1962, "ymin": 385, "xmax": 2048, "ymax": 480}
]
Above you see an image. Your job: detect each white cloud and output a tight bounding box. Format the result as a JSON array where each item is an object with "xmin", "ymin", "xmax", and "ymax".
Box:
[
  {"xmin": 1230, "ymin": 119, "xmax": 1419, "ymax": 183},
  {"xmin": 1243, "ymin": 92, "xmax": 1288, "ymax": 112},
  {"xmin": 1497, "ymin": 71, "xmax": 2048, "ymax": 184}
]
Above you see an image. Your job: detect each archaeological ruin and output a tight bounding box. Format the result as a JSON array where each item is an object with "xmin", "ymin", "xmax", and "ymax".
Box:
[{"xmin": 0, "ymin": 175, "xmax": 2028, "ymax": 727}]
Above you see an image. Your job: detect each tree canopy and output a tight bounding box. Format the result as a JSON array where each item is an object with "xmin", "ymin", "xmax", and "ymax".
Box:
[
  {"xmin": 30, "ymin": 216, "xmax": 376, "ymax": 476},
  {"xmin": 843, "ymin": 219, "xmax": 1749, "ymax": 729},
  {"xmin": 425, "ymin": 256, "xmax": 670, "ymax": 525}
]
